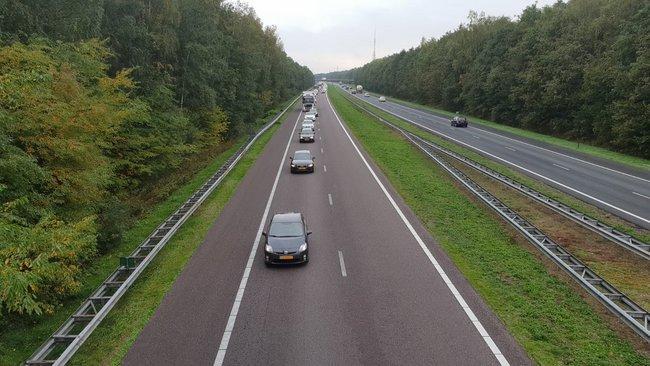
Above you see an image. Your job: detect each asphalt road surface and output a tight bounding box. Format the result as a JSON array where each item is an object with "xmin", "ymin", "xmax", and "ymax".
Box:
[
  {"xmin": 123, "ymin": 92, "xmax": 530, "ymax": 365},
  {"xmin": 351, "ymin": 90, "xmax": 650, "ymax": 229}
]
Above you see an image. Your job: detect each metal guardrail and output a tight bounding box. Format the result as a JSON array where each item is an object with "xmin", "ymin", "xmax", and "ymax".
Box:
[
  {"xmin": 26, "ymin": 98, "xmax": 299, "ymax": 366},
  {"xmin": 348, "ymin": 91, "xmax": 650, "ymax": 261},
  {"xmin": 342, "ymin": 93, "xmax": 650, "ymax": 341}
]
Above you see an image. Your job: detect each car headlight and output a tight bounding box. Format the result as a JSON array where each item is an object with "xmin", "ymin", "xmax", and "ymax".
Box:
[
  {"xmin": 308, "ymin": 164, "xmax": 313, "ymax": 167},
  {"xmin": 265, "ymin": 244, "xmax": 273, "ymax": 252},
  {"xmin": 291, "ymin": 163, "xmax": 296, "ymax": 167},
  {"xmin": 298, "ymin": 243, "xmax": 307, "ymax": 252}
]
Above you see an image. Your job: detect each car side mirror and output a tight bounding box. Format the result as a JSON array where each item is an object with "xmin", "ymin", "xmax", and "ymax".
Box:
[
  {"xmin": 262, "ymin": 232, "xmax": 267, "ymax": 237},
  {"xmin": 289, "ymin": 157, "xmax": 293, "ymax": 160},
  {"xmin": 307, "ymin": 231, "xmax": 312, "ymax": 235}
]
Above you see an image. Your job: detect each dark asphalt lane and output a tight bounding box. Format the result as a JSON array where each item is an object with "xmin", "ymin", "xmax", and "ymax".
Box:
[
  {"xmin": 124, "ymin": 93, "xmax": 530, "ymax": 365},
  {"xmin": 351, "ymin": 91, "xmax": 650, "ymax": 229}
]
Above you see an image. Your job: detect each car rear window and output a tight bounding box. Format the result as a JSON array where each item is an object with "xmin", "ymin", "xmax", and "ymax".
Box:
[
  {"xmin": 294, "ymin": 152, "xmax": 310, "ymax": 160},
  {"xmin": 269, "ymin": 221, "xmax": 303, "ymax": 237},
  {"xmin": 301, "ymin": 128, "xmax": 313, "ymax": 133}
]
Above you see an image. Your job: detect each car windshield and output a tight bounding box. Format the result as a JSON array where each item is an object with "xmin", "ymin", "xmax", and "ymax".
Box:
[
  {"xmin": 301, "ymin": 128, "xmax": 313, "ymax": 134},
  {"xmin": 294, "ymin": 152, "xmax": 310, "ymax": 160},
  {"xmin": 269, "ymin": 221, "xmax": 303, "ymax": 237}
]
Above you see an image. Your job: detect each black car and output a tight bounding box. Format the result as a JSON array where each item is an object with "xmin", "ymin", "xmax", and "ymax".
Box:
[
  {"xmin": 290, "ymin": 150, "xmax": 315, "ymax": 173},
  {"xmin": 263, "ymin": 212, "xmax": 311, "ymax": 265},
  {"xmin": 450, "ymin": 115, "xmax": 468, "ymax": 127},
  {"xmin": 299, "ymin": 127, "xmax": 315, "ymax": 142}
]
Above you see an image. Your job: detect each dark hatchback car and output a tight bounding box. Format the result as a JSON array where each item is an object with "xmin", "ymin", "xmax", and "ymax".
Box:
[
  {"xmin": 263, "ymin": 212, "xmax": 311, "ymax": 265},
  {"xmin": 450, "ymin": 115, "xmax": 468, "ymax": 127},
  {"xmin": 290, "ymin": 150, "xmax": 315, "ymax": 173}
]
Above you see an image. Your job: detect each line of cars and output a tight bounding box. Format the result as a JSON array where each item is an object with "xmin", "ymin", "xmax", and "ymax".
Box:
[{"xmin": 262, "ymin": 87, "xmax": 322, "ymax": 266}]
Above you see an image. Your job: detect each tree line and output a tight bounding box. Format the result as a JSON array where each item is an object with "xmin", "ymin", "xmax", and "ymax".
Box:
[
  {"xmin": 319, "ymin": 0, "xmax": 649, "ymax": 158},
  {"xmin": 0, "ymin": 0, "xmax": 313, "ymax": 317}
]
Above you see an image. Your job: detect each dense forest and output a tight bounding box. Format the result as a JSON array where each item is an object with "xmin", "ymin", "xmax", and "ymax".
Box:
[
  {"xmin": 0, "ymin": 0, "xmax": 313, "ymax": 317},
  {"xmin": 319, "ymin": 0, "xmax": 649, "ymax": 158}
]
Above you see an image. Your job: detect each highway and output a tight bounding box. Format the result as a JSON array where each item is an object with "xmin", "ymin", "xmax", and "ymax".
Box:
[
  {"xmin": 122, "ymin": 93, "xmax": 530, "ymax": 365},
  {"xmin": 350, "ymin": 91, "xmax": 650, "ymax": 229}
]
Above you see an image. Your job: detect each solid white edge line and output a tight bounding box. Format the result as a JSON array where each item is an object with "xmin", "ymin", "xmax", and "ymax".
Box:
[
  {"xmin": 356, "ymin": 95, "xmax": 650, "ymax": 224},
  {"xmin": 373, "ymin": 95, "xmax": 650, "ymax": 184},
  {"xmin": 326, "ymin": 92, "xmax": 510, "ymax": 366},
  {"xmin": 213, "ymin": 109, "xmax": 302, "ymax": 366},
  {"xmin": 338, "ymin": 250, "xmax": 347, "ymax": 277}
]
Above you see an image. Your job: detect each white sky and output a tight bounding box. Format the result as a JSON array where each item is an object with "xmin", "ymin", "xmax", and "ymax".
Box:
[{"xmin": 236, "ymin": 0, "xmax": 558, "ymax": 74}]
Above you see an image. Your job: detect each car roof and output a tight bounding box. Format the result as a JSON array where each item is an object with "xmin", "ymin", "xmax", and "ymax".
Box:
[{"xmin": 272, "ymin": 212, "xmax": 302, "ymax": 222}]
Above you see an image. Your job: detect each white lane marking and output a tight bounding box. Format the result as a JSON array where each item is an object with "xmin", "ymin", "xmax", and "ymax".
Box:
[
  {"xmin": 504, "ymin": 146, "xmax": 517, "ymax": 152},
  {"xmin": 213, "ymin": 110, "xmax": 302, "ymax": 366},
  {"xmin": 338, "ymin": 250, "xmax": 347, "ymax": 277},
  {"xmin": 326, "ymin": 93, "xmax": 510, "ymax": 366},
  {"xmin": 319, "ymin": 136, "xmax": 322, "ymax": 140},
  {"xmin": 328, "ymin": 193, "xmax": 333, "ymax": 206},
  {"xmin": 323, "ymin": 165, "xmax": 327, "ymax": 172},
  {"xmin": 370, "ymin": 97, "xmax": 650, "ymax": 183},
  {"xmin": 553, "ymin": 163, "xmax": 570, "ymax": 171},
  {"xmin": 632, "ymin": 191, "xmax": 650, "ymax": 200},
  {"xmin": 358, "ymin": 99, "xmax": 650, "ymax": 224},
  {"xmin": 473, "ymin": 135, "xmax": 480, "ymax": 139},
  {"xmin": 321, "ymin": 148, "xmax": 324, "ymax": 154}
]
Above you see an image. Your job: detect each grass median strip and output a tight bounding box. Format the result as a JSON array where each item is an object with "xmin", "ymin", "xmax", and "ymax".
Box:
[
  {"xmin": 329, "ymin": 87, "xmax": 649, "ymax": 365},
  {"xmin": 368, "ymin": 92, "xmax": 650, "ymax": 171},
  {"xmin": 348, "ymin": 90, "xmax": 649, "ymax": 244}
]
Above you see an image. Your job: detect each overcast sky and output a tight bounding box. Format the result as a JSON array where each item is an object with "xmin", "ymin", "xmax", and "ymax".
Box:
[{"xmin": 235, "ymin": 0, "xmax": 558, "ymax": 74}]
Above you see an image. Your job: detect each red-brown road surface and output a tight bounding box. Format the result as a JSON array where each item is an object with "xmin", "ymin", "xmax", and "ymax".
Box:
[{"xmin": 123, "ymin": 92, "xmax": 531, "ymax": 365}]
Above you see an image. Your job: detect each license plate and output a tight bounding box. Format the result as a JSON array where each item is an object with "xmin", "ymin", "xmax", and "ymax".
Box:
[{"xmin": 279, "ymin": 255, "xmax": 293, "ymax": 260}]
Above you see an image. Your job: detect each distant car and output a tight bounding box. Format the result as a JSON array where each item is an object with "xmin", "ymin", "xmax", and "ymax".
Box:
[
  {"xmin": 302, "ymin": 103, "xmax": 313, "ymax": 112},
  {"xmin": 304, "ymin": 114, "xmax": 317, "ymax": 123},
  {"xmin": 301, "ymin": 121, "xmax": 315, "ymax": 131},
  {"xmin": 263, "ymin": 212, "xmax": 311, "ymax": 265},
  {"xmin": 450, "ymin": 115, "xmax": 468, "ymax": 127},
  {"xmin": 305, "ymin": 111, "xmax": 317, "ymax": 119},
  {"xmin": 310, "ymin": 108, "xmax": 318, "ymax": 117},
  {"xmin": 364, "ymin": 92, "xmax": 370, "ymax": 97},
  {"xmin": 289, "ymin": 150, "xmax": 315, "ymax": 173},
  {"xmin": 378, "ymin": 96, "xmax": 386, "ymax": 102},
  {"xmin": 299, "ymin": 127, "xmax": 315, "ymax": 142}
]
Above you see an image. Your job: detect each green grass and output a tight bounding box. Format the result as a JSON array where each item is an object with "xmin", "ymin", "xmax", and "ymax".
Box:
[
  {"xmin": 344, "ymin": 90, "xmax": 649, "ymax": 244},
  {"xmin": 364, "ymin": 91, "xmax": 650, "ymax": 171},
  {"xmin": 329, "ymin": 87, "xmax": 649, "ymax": 365},
  {"xmin": 0, "ymin": 101, "xmax": 292, "ymax": 366}
]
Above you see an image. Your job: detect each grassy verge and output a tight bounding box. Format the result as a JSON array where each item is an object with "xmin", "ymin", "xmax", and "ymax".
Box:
[
  {"xmin": 342, "ymin": 89, "xmax": 649, "ymax": 244},
  {"xmin": 0, "ymin": 101, "xmax": 292, "ymax": 366},
  {"xmin": 329, "ymin": 87, "xmax": 649, "ymax": 365},
  {"xmin": 362, "ymin": 90, "xmax": 650, "ymax": 171}
]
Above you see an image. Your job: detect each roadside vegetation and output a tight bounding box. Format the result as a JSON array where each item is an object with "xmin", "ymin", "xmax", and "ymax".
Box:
[
  {"xmin": 0, "ymin": 105, "xmax": 287, "ymax": 365},
  {"xmin": 321, "ymin": 0, "xmax": 650, "ymax": 159},
  {"xmin": 329, "ymin": 87, "xmax": 649, "ymax": 365},
  {"xmin": 0, "ymin": 1, "xmax": 312, "ymax": 321}
]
